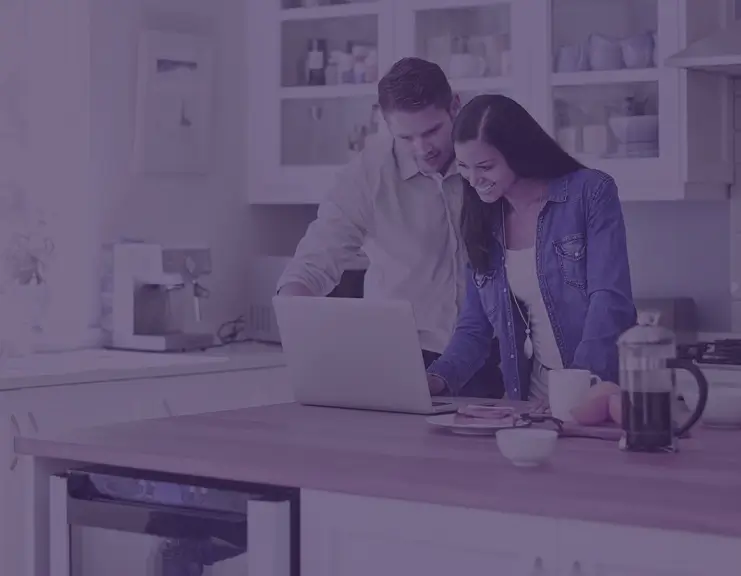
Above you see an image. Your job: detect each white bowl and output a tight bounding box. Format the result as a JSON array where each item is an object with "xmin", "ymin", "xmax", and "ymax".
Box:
[
  {"xmin": 495, "ymin": 428, "xmax": 558, "ymax": 467},
  {"xmin": 608, "ymin": 115, "xmax": 658, "ymax": 144},
  {"xmin": 683, "ymin": 385, "xmax": 741, "ymax": 428}
]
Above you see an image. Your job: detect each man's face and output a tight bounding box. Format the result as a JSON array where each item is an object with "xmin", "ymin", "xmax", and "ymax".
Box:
[{"xmin": 384, "ymin": 101, "xmax": 458, "ymax": 174}]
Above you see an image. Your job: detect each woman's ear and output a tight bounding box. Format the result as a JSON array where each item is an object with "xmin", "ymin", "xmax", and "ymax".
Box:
[{"xmin": 449, "ymin": 94, "xmax": 462, "ymax": 119}]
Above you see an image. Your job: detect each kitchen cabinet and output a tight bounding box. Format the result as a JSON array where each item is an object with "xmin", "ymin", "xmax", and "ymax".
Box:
[
  {"xmin": 245, "ymin": 0, "xmax": 735, "ymax": 204},
  {"xmin": 302, "ymin": 489, "xmax": 559, "ymax": 576},
  {"xmin": 246, "ymin": 0, "xmax": 395, "ymax": 204},
  {"xmin": 528, "ymin": 0, "xmax": 735, "ymax": 201},
  {"xmin": 158, "ymin": 366, "xmax": 294, "ymax": 416},
  {"xmin": 559, "ymin": 521, "xmax": 741, "ymax": 576},
  {"xmin": 0, "ymin": 365, "xmax": 291, "ymax": 576},
  {"xmin": 301, "ymin": 489, "xmax": 741, "ymax": 576}
]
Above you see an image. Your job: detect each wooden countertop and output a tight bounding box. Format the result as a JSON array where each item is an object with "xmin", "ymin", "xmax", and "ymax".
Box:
[{"xmin": 15, "ymin": 402, "xmax": 741, "ymax": 538}]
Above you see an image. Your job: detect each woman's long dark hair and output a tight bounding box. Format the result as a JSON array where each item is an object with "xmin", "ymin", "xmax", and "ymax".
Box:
[{"xmin": 453, "ymin": 94, "xmax": 584, "ymax": 274}]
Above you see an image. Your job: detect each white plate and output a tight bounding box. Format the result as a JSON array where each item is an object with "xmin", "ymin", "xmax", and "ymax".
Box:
[{"xmin": 426, "ymin": 413, "xmax": 518, "ymax": 436}]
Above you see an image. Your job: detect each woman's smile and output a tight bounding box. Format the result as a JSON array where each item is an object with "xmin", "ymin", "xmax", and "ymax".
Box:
[{"xmin": 476, "ymin": 181, "xmax": 495, "ymax": 194}]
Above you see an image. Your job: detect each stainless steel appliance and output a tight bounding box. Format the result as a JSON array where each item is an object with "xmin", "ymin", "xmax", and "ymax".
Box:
[
  {"xmin": 50, "ymin": 466, "xmax": 298, "ymax": 576},
  {"xmin": 633, "ymin": 296, "xmax": 698, "ymax": 345},
  {"xmin": 109, "ymin": 242, "xmax": 215, "ymax": 352},
  {"xmin": 678, "ymin": 339, "xmax": 741, "ymax": 366}
]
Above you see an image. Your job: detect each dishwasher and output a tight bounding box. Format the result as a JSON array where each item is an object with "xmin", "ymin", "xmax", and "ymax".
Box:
[{"xmin": 49, "ymin": 465, "xmax": 299, "ymax": 576}]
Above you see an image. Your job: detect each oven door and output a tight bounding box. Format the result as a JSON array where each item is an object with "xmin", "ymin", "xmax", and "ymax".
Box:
[{"xmin": 49, "ymin": 472, "xmax": 294, "ymax": 576}]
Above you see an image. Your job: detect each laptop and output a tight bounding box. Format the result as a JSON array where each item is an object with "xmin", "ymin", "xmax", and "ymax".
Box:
[{"xmin": 272, "ymin": 295, "xmax": 457, "ymax": 415}]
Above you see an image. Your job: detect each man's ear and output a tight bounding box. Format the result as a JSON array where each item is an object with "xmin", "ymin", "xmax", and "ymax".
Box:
[{"xmin": 450, "ymin": 93, "xmax": 462, "ymax": 118}]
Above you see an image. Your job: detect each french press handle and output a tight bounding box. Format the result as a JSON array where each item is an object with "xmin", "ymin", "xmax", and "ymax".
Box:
[{"xmin": 668, "ymin": 359, "xmax": 709, "ymax": 437}]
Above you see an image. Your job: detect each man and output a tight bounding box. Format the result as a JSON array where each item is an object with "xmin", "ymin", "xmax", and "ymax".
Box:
[{"xmin": 277, "ymin": 57, "xmax": 503, "ymax": 399}]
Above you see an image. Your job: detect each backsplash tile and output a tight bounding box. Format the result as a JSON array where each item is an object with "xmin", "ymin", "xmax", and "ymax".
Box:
[
  {"xmin": 732, "ymin": 301, "xmax": 741, "ymax": 332},
  {"xmin": 622, "ymin": 201, "xmax": 730, "ymax": 331},
  {"xmin": 730, "ymin": 77, "xmax": 741, "ymax": 330},
  {"xmin": 731, "ymin": 232, "xmax": 741, "ymax": 300}
]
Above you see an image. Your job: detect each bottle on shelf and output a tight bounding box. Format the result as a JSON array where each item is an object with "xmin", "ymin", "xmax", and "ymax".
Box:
[{"xmin": 306, "ymin": 39, "xmax": 328, "ymax": 86}]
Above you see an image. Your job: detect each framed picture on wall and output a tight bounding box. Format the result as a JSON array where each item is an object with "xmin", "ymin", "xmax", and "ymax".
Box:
[{"xmin": 131, "ymin": 30, "xmax": 214, "ymax": 174}]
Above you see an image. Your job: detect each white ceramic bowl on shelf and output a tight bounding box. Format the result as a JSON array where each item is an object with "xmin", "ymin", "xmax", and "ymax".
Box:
[
  {"xmin": 608, "ymin": 114, "xmax": 658, "ymax": 144},
  {"xmin": 495, "ymin": 428, "xmax": 558, "ymax": 467}
]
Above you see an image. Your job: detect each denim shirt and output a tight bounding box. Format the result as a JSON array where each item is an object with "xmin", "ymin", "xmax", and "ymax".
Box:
[{"xmin": 428, "ymin": 168, "xmax": 637, "ymax": 400}]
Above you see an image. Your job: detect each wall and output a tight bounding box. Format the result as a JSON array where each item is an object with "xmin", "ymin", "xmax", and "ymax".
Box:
[
  {"xmin": 730, "ymin": 78, "xmax": 741, "ymax": 329},
  {"xmin": 0, "ymin": 0, "xmax": 100, "ymax": 354},
  {"xmin": 101, "ymin": 0, "xmax": 738, "ymax": 336},
  {"xmin": 92, "ymin": 0, "xmax": 250, "ymax": 335},
  {"xmin": 256, "ymin": 199, "xmax": 734, "ymax": 332},
  {"xmin": 95, "ymin": 0, "xmax": 738, "ymax": 335},
  {"xmin": 255, "ymin": 74, "xmax": 740, "ymax": 331}
]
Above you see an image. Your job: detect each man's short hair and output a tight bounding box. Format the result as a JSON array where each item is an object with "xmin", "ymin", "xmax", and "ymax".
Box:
[{"xmin": 377, "ymin": 57, "xmax": 453, "ymax": 113}]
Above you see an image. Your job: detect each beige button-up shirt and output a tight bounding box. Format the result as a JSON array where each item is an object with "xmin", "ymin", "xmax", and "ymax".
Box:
[{"xmin": 277, "ymin": 133, "xmax": 469, "ymax": 353}]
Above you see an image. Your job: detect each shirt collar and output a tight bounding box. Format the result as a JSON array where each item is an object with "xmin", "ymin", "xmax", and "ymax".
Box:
[
  {"xmin": 394, "ymin": 141, "xmax": 458, "ymax": 181},
  {"xmin": 549, "ymin": 173, "xmax": 570, "ymax": 203}
]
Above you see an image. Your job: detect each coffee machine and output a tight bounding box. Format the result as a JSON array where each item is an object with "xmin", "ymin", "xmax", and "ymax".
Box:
[{"xmin": 110, "ymin": 242, "xmax": 215, "ymax": 352}]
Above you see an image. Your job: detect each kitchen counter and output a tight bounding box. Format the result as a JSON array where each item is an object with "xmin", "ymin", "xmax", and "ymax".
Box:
[
  {"xmin": 15, "ymin": 401, "xmax": 741, "ymax": 538},
  {"xmin": 0, "ymin": 341, "xmax": 284, "ymax": 390}
]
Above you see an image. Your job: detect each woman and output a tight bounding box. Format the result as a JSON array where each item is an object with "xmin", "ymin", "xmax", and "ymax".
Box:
[{"xmin": 427, "ymin": 94, "xmax": 636, "ymax": 401}]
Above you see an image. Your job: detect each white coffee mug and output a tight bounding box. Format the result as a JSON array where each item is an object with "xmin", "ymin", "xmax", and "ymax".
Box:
[{"xmin": 548, "ymin": 369, "xmax": 600, "ymax": 422}]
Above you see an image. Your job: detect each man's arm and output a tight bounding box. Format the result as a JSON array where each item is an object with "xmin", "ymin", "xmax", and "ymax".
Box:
[
  {"xmin": 277, "ymin": 282, "xmax": 314, "ymax": 296},
  {"xmin": 276, "ymin": 157, "xmax": 373, "ymax": 296}
]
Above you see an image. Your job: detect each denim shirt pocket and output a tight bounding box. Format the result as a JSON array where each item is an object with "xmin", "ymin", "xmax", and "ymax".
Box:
[{"xmin": 553, "ymin": 233, "xmax": 587, "ymax": 291}]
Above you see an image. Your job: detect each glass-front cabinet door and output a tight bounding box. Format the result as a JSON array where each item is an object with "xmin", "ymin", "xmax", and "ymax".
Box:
[
  {"xmin": 247, "ymin": 0, "xmax": 394, "ymax": 204},
  {"xmin": 394, "ymin": 0, "xmax": 530, "ymax": 114},
  {"xmin": 531, "ymin": 0, "xmax": 679, "ymax": 197}
]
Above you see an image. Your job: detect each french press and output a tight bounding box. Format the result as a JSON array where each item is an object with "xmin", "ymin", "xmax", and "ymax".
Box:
[{"xmin": 617, "ymin": 310, "xmax": 709, "ymax": 453}]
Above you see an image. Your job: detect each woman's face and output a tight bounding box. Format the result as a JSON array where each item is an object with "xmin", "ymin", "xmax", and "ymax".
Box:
[{"xmin": 455, "ymin": 139, "xmax": 517, "ymax": 203}]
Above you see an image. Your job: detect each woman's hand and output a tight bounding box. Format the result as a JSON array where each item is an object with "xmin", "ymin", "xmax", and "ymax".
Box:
[
  {"xmin": 427, "ymin": 374, "xmax": 447, "ymax": 396},
  {"xmin": 569, "ymin": 381, "xmax": 621, "ymax": 425}
]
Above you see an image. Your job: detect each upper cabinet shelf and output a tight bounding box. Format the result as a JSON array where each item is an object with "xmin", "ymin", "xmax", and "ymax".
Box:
[
  {"xmin": 280, "ymin": 1, "xmax": 381, "ymax": 21},
  {"xmin": 551, "ymin": 68, "xmax": 660, "ymax": 87},
  {"xmin": 245, "ymin": 0, "xmax": 736, "ymax": 204}
]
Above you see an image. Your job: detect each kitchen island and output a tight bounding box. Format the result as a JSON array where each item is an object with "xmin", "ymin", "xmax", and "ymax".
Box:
[{"xmin": 16, "ymin": 402, "xmax": 741, "ymax": 575}]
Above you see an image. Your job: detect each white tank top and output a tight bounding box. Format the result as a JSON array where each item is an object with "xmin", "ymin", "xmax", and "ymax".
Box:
[{"xmin": 505, "ymin": 247, "xmax": 564, "ymax": 399}]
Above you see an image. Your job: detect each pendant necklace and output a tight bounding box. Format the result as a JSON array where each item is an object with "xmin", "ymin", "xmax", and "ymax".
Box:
[{"xmin": 501, "ymin": 198, "xmax": 541, "ymax": 360}]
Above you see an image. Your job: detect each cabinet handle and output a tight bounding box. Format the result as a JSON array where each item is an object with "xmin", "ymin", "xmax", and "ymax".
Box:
[
  {"xmin": 27, "ymin": 411, "xmax": 38, "ymax": 433},
  {"xmin": 10, "ymin": 415, "xmax": 20, "ymax": 470},
  {"xmin": 162, "ymin": 400, "xmax": 174, "ymax": 417}
]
